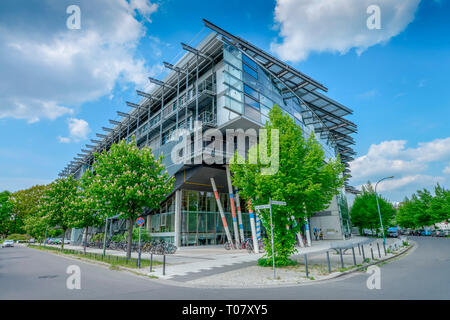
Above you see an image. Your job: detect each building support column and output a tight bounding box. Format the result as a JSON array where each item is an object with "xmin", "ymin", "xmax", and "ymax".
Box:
[
  {"xmin": 174, "ymin": 189, "xmax": 182, "ymax": 247},
  {"xmin": 234, "ymin": 189, "xmax": 245, "ymax": 243},
  {"xmin": 248, "ymin": 200, "xmax": 259, "ymax": 254},
  {"xmin": 226, "ymin": 165, "xmax": 240, "ymax": 247},
  {"xmin": 210, "ymin": 178, "xmax": 234, "ymax": 247}
]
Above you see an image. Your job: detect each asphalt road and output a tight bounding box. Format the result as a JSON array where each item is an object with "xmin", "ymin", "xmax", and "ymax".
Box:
[{"xmin": 0, "ymin": 237, "xmax": 449, "ymax": 299}]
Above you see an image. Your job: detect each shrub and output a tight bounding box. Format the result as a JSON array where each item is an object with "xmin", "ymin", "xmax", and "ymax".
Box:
[
  {"xmin": 91, "ymin": 233, "xmax": 104, "ymax": 242},
  {"xmin": 257, "ymin": 257, "xmax": 298, "ymax": 267},
  {"xmin": 7, "ymin": 233, "xmax": 28, "ymax": 241}
]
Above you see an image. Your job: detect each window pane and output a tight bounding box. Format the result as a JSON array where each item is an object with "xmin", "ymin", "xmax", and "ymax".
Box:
[
  {"xmin": 244, "ymin": 84, "xmax": 259, "ymax": 100},
  {"xmin": 243, "ymin": 64, "xmax": 258, "ymax": 79},
  {"xmin": 245, "ymin": 95, "xmax": 260, "ymax": 110},
  {"xmin": 242, "ymin": 54, "xmax": 258, "ymax": 70}
]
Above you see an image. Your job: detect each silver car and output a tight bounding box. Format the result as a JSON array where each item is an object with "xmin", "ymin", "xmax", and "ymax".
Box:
[{"xmin": 2, "ymin": 240, "xmax": 14, "ymax": 248}]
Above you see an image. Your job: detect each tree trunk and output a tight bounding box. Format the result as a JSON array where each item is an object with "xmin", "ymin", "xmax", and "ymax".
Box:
[
  {"xmin": 126, "ymin": 217, "xmax": 133, "ymax": 259},
  {"xmin": 83, "ymin": 226, "xmax": 88, "ymax": 254},
  {"xmin": 61, "ymin": 229, "xmax": 65, "ymax": 249}
]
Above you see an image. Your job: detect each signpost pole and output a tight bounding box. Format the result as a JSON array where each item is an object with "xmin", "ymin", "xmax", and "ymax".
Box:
[
  {"xmin": 102, "ymin": 217, "xmax": 108, "ymax": 257},
  {"xmin": 138, "ymin": 225, "xmax": 142, "ymax": 268},
  {"xmin": 269, "ymin": 198, "xmax": 276, "ymax": 280}
]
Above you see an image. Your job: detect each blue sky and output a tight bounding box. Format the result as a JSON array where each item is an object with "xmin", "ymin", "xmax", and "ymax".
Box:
[{"xmin": 0, "ymin": 0, "xmax": 449, "ymax": 203}]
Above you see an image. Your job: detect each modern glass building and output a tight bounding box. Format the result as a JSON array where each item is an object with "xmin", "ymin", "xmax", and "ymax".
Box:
[{"xmin": 61, "ymin": 20, "xmax": 358, "ymax": 246}]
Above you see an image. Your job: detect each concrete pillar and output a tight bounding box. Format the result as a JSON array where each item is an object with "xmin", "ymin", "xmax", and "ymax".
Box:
[{"xmin": 174, "ymin": 189, "xmax": 182, "ymax": 247}]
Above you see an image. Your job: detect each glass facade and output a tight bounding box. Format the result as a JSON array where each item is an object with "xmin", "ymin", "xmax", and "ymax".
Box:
[
  {"xmin": 222, "ymin": 42, "xmax": 338, "ymax": 160},
  {"xmin": 146, "ymin": 189, "xmax": 253, "ymax": 246},
  {"xmin": 181, "ymin": 190, "xmax": 252, "ymax": 246}
]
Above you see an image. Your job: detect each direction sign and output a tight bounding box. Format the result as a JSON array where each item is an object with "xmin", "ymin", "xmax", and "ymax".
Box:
[
  {"xmin": 136, "ymin": 217, "xmax": 145, "ymax": 226},
  {"xmin": 271, "ymin": 200, "xmax": 286, "ymax": 206},
  {"xmin": 254, "ymin": 204, "xmax": 270, "ymax": 210}
]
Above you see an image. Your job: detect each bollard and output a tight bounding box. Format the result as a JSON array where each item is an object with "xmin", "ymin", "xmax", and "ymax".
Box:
[
  {"xmin": 362, "ymin": 244, "xmax": 366, "ymax": 261},
  {"xmin": 352, "ymin": 247, "xmax": 356, "ymax": 265},
  {"xmin": 150, "ymin": 253, "xmax": 153, "ymax": 272},
  {"xmin": 377, "ymin": 243, "xmax": 381, "ymax": 258},
  {"xmin": 163, "ymin": 255, "xmax": 166, "ymax": 276},
  {"xmin": 326, "ymin": 251, "xmax": 331, "ymax": 274},
  {"xmin": 371, "ymin": 246, "xmax": 374, "ymax": 260},
  {"xmin": 304, "ymin": 254, "xmax": 309, "ymax": 278},
  {"xmin": 339, "ymin": 248, "xmax": 344, "ymax": 269}
]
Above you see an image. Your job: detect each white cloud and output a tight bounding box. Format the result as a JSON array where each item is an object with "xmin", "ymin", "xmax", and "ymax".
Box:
[
  {"xmin": 58, "ymin": 118, "xmax": 91, "ymax": 143},
  {"xmin": 0, "ymin": 0, "xmax": 159, "ymax": 123},
  {"xmin": 57, "ymin": 136, "xmax": 71, "ymax": 144},
  {"xmin": 444, "ymin": 164, "xmax": 450, "ymax": 175},
  {"xmin": 350, "ymin": 138, "xmax": 450, "ymax": 200},
  {"xmin": 271, "ymin": 0, "xmax": 421, "ymax": 62}
]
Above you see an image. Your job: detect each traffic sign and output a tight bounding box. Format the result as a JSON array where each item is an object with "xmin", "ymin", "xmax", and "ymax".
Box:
[
  {"xmin": 136, "ymin": 217, "xmax": 145, "ymax": 226},
  {"xmin": 271, "ymin": 200, "xmax": 286, "ymax": 206},
  {"xmin": 254, "ymin": 204, "xmax": 270, "ymax": 210}
]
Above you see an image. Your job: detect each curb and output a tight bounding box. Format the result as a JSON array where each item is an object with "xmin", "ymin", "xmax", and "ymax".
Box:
[{"xmin": 156, "ymin": 241, "xmax": 416, "ymax": 289}]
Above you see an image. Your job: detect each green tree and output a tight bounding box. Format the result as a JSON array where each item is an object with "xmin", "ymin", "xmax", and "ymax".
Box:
[
  {"xmin": 0, "ymin": 191, "xmax": 14, "ymax": 238},
  {"xmin": 86, "ymin": 137, "xmax": 174, "ymax": 258},
  {"xmin": 70, "ymin": 170, "xmax": 107, "ymax": 254},
  {"xmin": 413, "ymin": 189, "xmax": 434, "ymax": 228},
  {"xmin": 350, "ymin": 183, "xmax": 396, "ymax": 236},
  {"xmin": 230, "ymin": 106, "xmax": 345, "ymax": 265},
  {"xmin": 42, "ymin": 176, "xmax": 79, "ymax": 249},
  {"xmin": 10, "ymin": 184, "xmax": 49, "ymax": 235},
  {"xmin": 428, "ymin": 184, "xmax": 450, "ymax": 225},
  {"xmin": 396, "ymin": 197, "xmax": 417, "ymax": 229},
  {"xmin": 23, "ymin": 214, "xmax": 48, "ymax": 243}
]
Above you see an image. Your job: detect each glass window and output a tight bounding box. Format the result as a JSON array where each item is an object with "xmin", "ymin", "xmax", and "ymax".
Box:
[
  {"xmin": 242, "ymin": 54, "xmax": 258, "ymax": 70},
  {"xmin": 243, "ymin": 64, "xmax": 258, "ymax": 80},
  {"xmin": 226, "ymin": 85, "xmax": 243, "ymax": 103},
  {"xmin": 244, "ymin": 84, "xmax": 259, "ymax": 100},
  {"xmin": 245, "ymin": 95, "xmax": 260, "ymax": 110},
  {"xmin": 223, "ymin": 44, "xmax": 242, "ymax": 69},
  {"xmin": 224, "ymin": 63, "xmax": 242, "ymax": 80},
  {"xmin": 225, "ymin": 96, "xmax": 244, "ymax": 114},
  {"xmin": 224, "ymin": 72, "xmax": 243, "ymax": 91}
]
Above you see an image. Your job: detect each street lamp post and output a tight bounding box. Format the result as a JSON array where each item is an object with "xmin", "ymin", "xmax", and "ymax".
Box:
[{"xmin": 375, "ymin": 176, "xmax": 394, "ymax": 246}]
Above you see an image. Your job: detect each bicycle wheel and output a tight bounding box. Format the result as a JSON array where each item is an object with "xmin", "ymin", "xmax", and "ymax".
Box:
[
  {"xmin": 246, "ymin": 242, "xmax": 254, "ymax": 253},
  {"xmin": 224, "ymin": 242, "xmax": 231, "ymax": 250}
]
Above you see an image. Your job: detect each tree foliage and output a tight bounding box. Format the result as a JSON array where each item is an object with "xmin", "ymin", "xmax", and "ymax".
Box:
[
  {"xmin": 42, "ymin": 176, "xmax": 79, "ymax": 248},
  {"xmin": 0, "ymin": 191, "xmax": 14, "ymax": 237},
  {"xmin": 397, "ymin": 184, "xmax": 450, "ymax": 229},
  {"xmin": 10, "ymin": 184, "xmax": 50, "ymax": 235},
  {"xmin": 230, "ymin": 106, "xmax": 345, "ymax": 264},
  {"xmin": 85, "ymin": 137, "xmax": 174, "ymax": 258},
  {"xmin": 350, "ymin": 182, "xmax": 396, "ymax": 235}
]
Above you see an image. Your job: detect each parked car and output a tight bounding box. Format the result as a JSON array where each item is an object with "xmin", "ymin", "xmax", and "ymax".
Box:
[
  {"xmin": 387, "ymin": 227, "xmax": 400, "ymax": 237},
  {"xmin": 2, "ymin": 240, "xmax": 14, "ymax": 248},
  {"xmin": 435, "ymin": 230, "xmax": 448, "ymax": 237},
  {"xmin": 421, "ymin": 229, "xmax": 433, "ymax": 236}
]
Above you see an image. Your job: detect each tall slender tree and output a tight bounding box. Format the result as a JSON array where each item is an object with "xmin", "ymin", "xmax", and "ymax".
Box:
[
  {"xmin": 87, "ymin": 137, "xmax": 174, "ymax": 258},
  {"xmin": 42, "ymin": 176, "xmax": 78, "ymax": 249},
  {"xmin": 231, "ymin": 106, "xmax": 345, "ymax": 265}
]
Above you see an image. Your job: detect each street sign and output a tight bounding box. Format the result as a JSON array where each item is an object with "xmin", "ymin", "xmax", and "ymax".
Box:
[
  {"xmin": 136, "ymin": 217, "xmax": 145, "ymax": 226},
  {"xmin": 271, "ymin": 200, "xmax": 286, "ymax": 206},
  {"xmin": 254, "ymin": 204, "xmax": 270, "ymax": 210}
]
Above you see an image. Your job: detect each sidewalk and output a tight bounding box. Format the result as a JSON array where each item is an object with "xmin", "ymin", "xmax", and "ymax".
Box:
[{"xmin": 42, "ymin": 235, "xmax": 398, "ymax": 280}]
